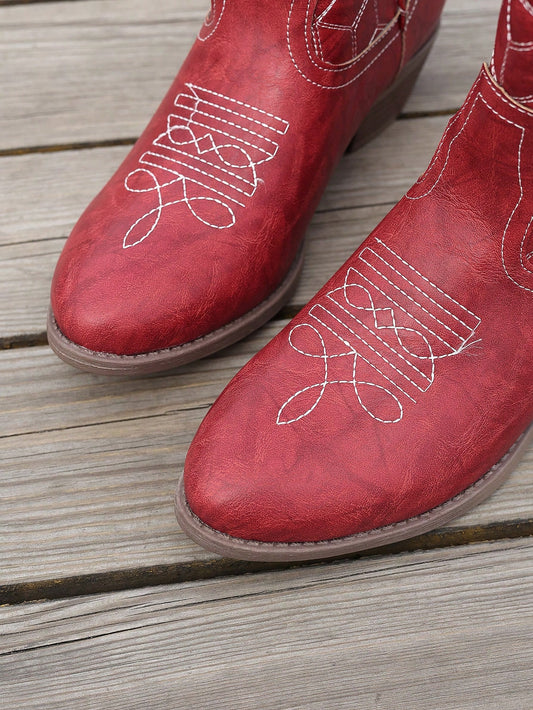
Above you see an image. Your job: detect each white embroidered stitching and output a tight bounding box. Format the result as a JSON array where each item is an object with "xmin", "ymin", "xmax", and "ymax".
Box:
[
  {"xmin": 409, "ymin": 67, "xmax": 533, "ymax": 293},
  {"xmin": 122, "ymin": 83, "xmax": 289, "ymax": 248},
  {"xmin": 286, "ymin": 0, "xmax": 400, "ymax": 90},
  {"xmin": 407, "ymin": 72, "xmax": 487, "ymax": 197},
  {"xmin": 198, "ymin": 0, "xmax": 226, "ymax": 42},
  {"xmin": 497, "ymin": 0, "xmax": 533, "ymax": 84},
  {"xmin": 483, "ymin": 71, "xmax": 533, "ymax": 292},
  {"xmin": 315, "ymin": 0, "xmax": 338, "ymax": 25},
  {"xmin": 315, "ymin": 0, "xmax": 383, "ymax": 62},
  {"xmin": 414, "ymin": 64, "xmax": 533, "ymax": 295},
  {"xmin": 358, "ymin": 253, "xmax": 470, "ymax": 347},
  {"xmin": 506, "ymin": 41, "xmax": 533, "ymax": 50},
  {"xmin": 406, "ymin": 80, "xmax": 482, "ymax": 200},
  {"xmin": 484, "ymin": 63, "xmax": 533, "ymax": 117},
  {"xmin": 519, "ymin": 0, "xmax": 533, "ymax": 16},
  {"xmin": 166, "ymin": 110, "xmax": 279, "ymax": 161},
  {"xmin": 277, "ymin": 241, "xmax": 481, "ymax": 425},
  {"xmin": 171, "ymin": 101, "xmax": 285, "ymax": 143},
  {"xmin": 499, "ymin": 125, "xmax": 533, "ymax": 292},
  {"xmin": 186, "ymin": 83, "xmax": 290, "ymax": 124},
  {"xmin": 500, "ymin": 0, "xmax": 512, "ymax": 83},
  {"xmin": 375, "ymin": 239, "xmax": 480, "ymax": 321},
  {"xmin": 405, "ymin": 0, "xmax": 421, "ymax": 26}
]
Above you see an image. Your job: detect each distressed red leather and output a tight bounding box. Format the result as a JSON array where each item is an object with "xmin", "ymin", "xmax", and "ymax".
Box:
[
  {"xmin": 50, "ymin": 0, "xmax": 444, "ymax": 358},
  {"xmin": 183, "ymin": 6, "xmax": 533, "ymax": 544},
  {"xmin": 492, "ymin": 0, "xmax": 533, "ymax": 107}
]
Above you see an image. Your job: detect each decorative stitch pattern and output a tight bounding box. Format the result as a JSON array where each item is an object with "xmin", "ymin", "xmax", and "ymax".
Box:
[
  {"xmin": 286, "ymin": 0, "xmax": 400, "ymax": 89},
  {"xmin": 276, "ymin": 240, "xmax": 481, "ymax": 425},
  {"xmin": 313, "ymin": 0, "xmax": 376, "ymax": 64},
  {"xmin": 492, "ymin": 0, "xmax": 533, "ymax": 107},
  {"xmin": 407, "ymin": 68, "xmax": 533, "ymax": 294},
  {"xmin": 122, "ymin": 84, "xmax": 289, "ymax": 249},
  {"xmin": 198, "ymin": 0, "xmax": 226, "ymax": 42}
]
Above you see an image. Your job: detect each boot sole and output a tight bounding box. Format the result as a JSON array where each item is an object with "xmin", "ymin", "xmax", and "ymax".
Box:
[
  {"xmin": 47, "ymin": 244, "xmax": 304, "ymax": 376},
  {"xmin": 174, "ymin": 421, "xmax": 533, "ymax": 561},
  {"xmin": 47, "ymin": 30, "xmax": 437, "ymax": 376}
]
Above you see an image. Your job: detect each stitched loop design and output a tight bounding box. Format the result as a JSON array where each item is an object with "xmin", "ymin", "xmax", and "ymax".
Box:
[
  {"xmin": 277, "ymin": 240, "xmax": 481, "ymax": 425},
  {"xmin": 123, "ymin": 84, "xmax": 289, "ymax": 249},
  {"xmin": 198, "ymin": 0, "xmax": 226, "ymax": 42}
]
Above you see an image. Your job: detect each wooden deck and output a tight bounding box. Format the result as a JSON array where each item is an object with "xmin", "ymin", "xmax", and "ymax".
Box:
[{"xmin": 1, "ymin": 0, "xmax": 532, "ymax": 707}]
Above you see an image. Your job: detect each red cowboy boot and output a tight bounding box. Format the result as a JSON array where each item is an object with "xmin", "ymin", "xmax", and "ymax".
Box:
[
  {"xmin": 176, "ymin": 0, "xmax": 533, "ymax": 561},
  {"xmin": 48, "ymin": 1, "xmax": 444, "ymax": 375}
]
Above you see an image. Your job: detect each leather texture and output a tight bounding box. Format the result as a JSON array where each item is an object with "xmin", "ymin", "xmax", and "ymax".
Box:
[
  {"xmin": 184, "ymin": 3, "xmax": 533, "ymax": 544},
  {"xmin": 50, "ymin": 0, "xmax": 444, "ymax": 356},
  {"xmin": 492, "ymin": 0, "xmax": 533, "ymax": 107}
]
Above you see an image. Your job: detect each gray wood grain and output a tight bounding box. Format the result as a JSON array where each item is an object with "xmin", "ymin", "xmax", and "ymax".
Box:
[
  {"xmin": 405, "ymin": 1, "xmax": 502, "ymax": 114},
  {"xmin": 0, "ymin": 0, "xmax": 207, "ymax": 151},
  {"xmin": 1, "ymin": 539, "xmax": 532, "ymax": 710},
  {"xmin": 0, "ymin": 0, "xmax": 500, "ymax": 151},
  {"xmin": 0, "ymin": 115, "xmax": 447, "ymax": 342},
  {"xmin": 0, "ymin": 0, "xmax": 529, "ymax": 610},
  {"xmin": 0, "ymin": 115, "xmax": 446, "ymax": 247},
  {"xmin": 0, "ymin": 334, "xmax": 531, "ymax": 585}
]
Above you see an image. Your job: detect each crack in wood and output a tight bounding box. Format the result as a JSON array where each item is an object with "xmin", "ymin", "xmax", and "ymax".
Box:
[
  {"xmin": 398, "ymin": 108, "xmax": 459, "ymax": 120},
  {"xmin": 0, "ymin": 112, "xmax": 457, "ymax": 160},
  {"xmin": 1, "ymin": 519, "xmax": 531, "ymax": 606},
  {"xmin": 0, "ymin": 405, "xmax": 210, "ymax": 441},
  {"xmin": 0, "ymin": 138, "xmax": 138, "ymax": 159},
  {"xmin": 0, "ymin": 0, "xmax": 89, "ymax": 4},
  {"xmin": 0, "ymin": 332, "xmax": 48, "ymax": 350},
  {"xmin": 0, "ymin": 307, "xmax": 304, "ymax": 352}
]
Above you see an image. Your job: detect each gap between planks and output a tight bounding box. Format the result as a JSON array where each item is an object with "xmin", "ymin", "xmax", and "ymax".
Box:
[
  {"xmin": 0, "ymin": 137, "xmax": 139, "ymax": 160},
  {"xmin": 1, "ymin": 539, "xmax": 531, "ymax": 710},
  {"xmin": 1, "ymin": 520, "xmax": 532, "ymax": 605},
  {"xmin": 0, "ymin": 108, "xmax": 458, "ymax": 160},
  {"xmin": 0, "ymin": 114, "xmax": 451, "ymax": 345},
  {"xmin": 0, "ymin": 0, "xmax": 501, "ymax": 151},
  {"xmin": 0, "ymin": 0, "xmax": 89, "ymax": 6}
]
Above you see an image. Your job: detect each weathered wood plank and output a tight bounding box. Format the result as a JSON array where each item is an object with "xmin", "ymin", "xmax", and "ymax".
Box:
[
  {"xmin": 0, "ymin": 322, "xmax": 285, "ymax": 438},
  {"xmin": 0, "ymin": 0, "xmax": 500, "ymax": 151},
  {"xmin": 0, "ymin": 115, "xmax": 447, "ymax": 342},
  {"xmin": 0, "ymin": 0, "xmax": 206, "ymax": 151},
  {"xmin": 0, "ymin": 332, "xmax": 531, "ymax": 586},
  {"xmin": 1, "ymin": 0, "xmax": 528, "ymax": 602},
  {"xmin": 0, "ymin": 115, "xmax": 446, "ymax": 247},
  {"xmin": 1, "ymin": 540, "xmax": 532, "ymax": 710},
  {"xmin": 405, "ymin": 2, "xmax": 501, "ymax": 114}
]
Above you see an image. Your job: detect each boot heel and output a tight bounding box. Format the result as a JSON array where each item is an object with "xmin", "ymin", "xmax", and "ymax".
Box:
[{"xmin": 346, "ymin": 28, "xmax": 438, "ymax": 153}]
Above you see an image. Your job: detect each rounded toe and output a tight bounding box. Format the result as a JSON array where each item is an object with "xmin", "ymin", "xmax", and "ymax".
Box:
[
  {"xmin": 183, "ymin": 429, "xmax": 299, "ymax": 544},
  {"xmin": 178, "ymin": 285, "xmax": 500, "ymax": 551},
  {"xmin": 180, "ymin": 339, "xmax": 402, "ymax": 545},
  {"xmin": 51, "ymin": 261, "xmax": 156, "ymax": 355}
]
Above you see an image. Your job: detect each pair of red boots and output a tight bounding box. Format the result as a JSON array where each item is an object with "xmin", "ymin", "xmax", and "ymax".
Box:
[{"xmin": 48, "ymin": 0, "xmax": 533, "ymax": 561}]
